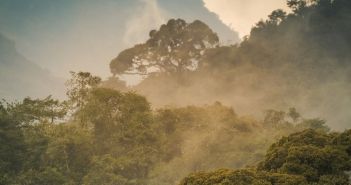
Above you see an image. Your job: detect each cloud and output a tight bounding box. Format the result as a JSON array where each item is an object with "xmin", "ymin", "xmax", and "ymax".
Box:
[
  {"xmin": 203, "ymin": 0, "xmax": 288, "ymax": 38},
  {"xmin": 123, "ymin": 0, "xmax": 166, "ymax": 46}
]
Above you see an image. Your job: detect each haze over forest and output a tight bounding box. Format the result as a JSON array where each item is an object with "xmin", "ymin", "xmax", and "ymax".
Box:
[{"xmin": 1, "ymin": 0, "xmax": 351, "ymax": 185}]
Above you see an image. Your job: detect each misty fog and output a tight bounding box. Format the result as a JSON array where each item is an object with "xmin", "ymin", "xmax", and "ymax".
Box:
[{"xmin": 1, "ymin": 0, "xmax": 351, "ymax": 185}]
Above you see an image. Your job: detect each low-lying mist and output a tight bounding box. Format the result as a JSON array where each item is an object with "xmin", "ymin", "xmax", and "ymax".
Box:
[
  {"xmin": 2, "ymin": 0, "xmax": 351, "ymax": 184},
  {"xmin": 129, "ymin": 60, "xmax": 351, "ymax": 131},
  {"xmin": 107, "ymin": 0, "xmax": 351, "ymax": 131}
]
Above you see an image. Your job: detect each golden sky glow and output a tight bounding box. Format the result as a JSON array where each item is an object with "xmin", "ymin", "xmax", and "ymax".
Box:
[{"xmin": 203, "ymin": 0, "xmax": 289, "ymax": 38}]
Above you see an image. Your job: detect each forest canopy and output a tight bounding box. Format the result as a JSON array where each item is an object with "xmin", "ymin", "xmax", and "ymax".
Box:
[
  {"xmin": 1, "ymin": 0, "xmax": 351, "ymax": 184},
  {"xmin": 0, "ymin": 71, "xmax": 340, "ymax": 185},
  {"xmin": 180, "ymin": 129, "xmax": 351, "ymax": 185}
]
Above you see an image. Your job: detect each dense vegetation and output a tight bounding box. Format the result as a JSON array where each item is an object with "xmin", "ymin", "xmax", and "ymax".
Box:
[
  {"xmin": 1, "ymin": 0, "xmax": 351, "ymax": 184},
  {"xmin": 181, "ymin": 129, "xmax": 351, "ymax": 185},
  {"xmin": 0, "ymin": 71, "xmax": 335, "ymax": 185},
  {"xmin": 1, "ymin": 72, "xmax": 350, "ymax": 185}
]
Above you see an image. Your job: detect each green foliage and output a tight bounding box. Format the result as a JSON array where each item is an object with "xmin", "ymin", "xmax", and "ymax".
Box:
[
  {"xmin": 6, "ymin": 96, "xmax": 67, "ymax": 124},
  {"xmin": 181, "ymin": 129, "xmax": 351, "ymax": 184},
  {"xmin": 80, "ymin": 88, "xmax": 161, "ymax": 183},
  {"xmin": 11, "ymin": 122, "xmax": 92, "ymax": 185},
  {"xmin": 65, "ymin": 71, "xmax": 101, "ymax": 110},
  {"xmin": 148, "ymin": 105, "xmax": 325, "ymax": 184},
  {"xmin": 0, "ymin": 102, "xmax": 25, "ymax": 184},
  {"xmin": 179, "ymin": 169, "xmax": 308, "ymax": 185},
  {"xmin": 44, "ymin": 123, "xmax": 93, "ymax": 182},
  {"xmin": 259, "ymin": 129, "xmax": 351, "ymax": 183},
  {"xmin": 2, "ymin": 1, "xmax": 351, "ymax": 184},
  {"xmin": 81, "ymin": 88, "xmax": 156, "ymax": 151},
  {"xmin": 82, "ymin": 155, "xmax": 131, "ymax": 185},
  {"xmin": 333, "ymin": 129, "xmax": 351, "ymax": 156},
  {"xmin": 2, "ymin": 84, "xmax": 332, "ymax": 185},
  {"xmin": 1, "ymin": 77, "xmax": 351, "ymax": 185}
]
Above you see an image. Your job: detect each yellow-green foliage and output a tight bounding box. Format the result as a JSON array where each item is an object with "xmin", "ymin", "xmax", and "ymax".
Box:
[
  {"xmin": 180, "ymin": 129, "xmax": 351, "ymax": 185},
  {"xmin": 179, "ymin": 169, "xmax": 307, "ymax": 185},
  {"xmin": 2, "ymin": 1, "xmax": 351, "ymax": 184}
]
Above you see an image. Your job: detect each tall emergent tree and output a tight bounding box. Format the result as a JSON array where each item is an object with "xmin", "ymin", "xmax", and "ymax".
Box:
[{"xmin": 110, "ymin": 19, "xmax": 219, "ymax": 76}]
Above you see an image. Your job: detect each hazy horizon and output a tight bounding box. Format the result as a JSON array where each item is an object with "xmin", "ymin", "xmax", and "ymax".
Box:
[
  {"xmin": 2, "ymin": 1, "xmax": 351, "ymax": 184},
  {"xmin": 0, "ymin": 0, "xmax": 287, "ymax": 81}
]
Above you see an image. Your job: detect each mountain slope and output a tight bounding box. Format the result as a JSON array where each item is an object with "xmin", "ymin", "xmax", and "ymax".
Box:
[{"xmin": 0, "ymin": 33, "xmax": 64, "ymax": 100}]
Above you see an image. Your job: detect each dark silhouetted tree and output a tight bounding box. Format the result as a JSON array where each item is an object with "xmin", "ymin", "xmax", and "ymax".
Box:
[{"xmin": 110, "ymin": 19, "xmax": 219, "ymax": 76}]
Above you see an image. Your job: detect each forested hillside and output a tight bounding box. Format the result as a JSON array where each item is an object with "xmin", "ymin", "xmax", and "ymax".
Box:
[
  {"xmin": 0, "ymin": 72, "xmax": 334, "ymax": 185},
  {"xmin": 1, "ymin": 0, "xmax": 351, "ymax": 184},
  {"xmin": 109, "ymin": 0, "xmax": 351, "ymax": 130}
]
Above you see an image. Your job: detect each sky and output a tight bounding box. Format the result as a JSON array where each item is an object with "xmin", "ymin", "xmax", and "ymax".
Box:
[
  {"xmin": 0, "ymin": 0, "xmax": 288, "ymax": 82},
  {"xmin": 204, "ymin": 0, "xmax": 289, "ymax": 37}
]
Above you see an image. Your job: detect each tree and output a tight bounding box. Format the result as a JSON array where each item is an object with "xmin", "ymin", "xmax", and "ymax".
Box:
[
  {"xmin": 110, "ymin": 19, "xmax": 219, "ymax": 76},
  {"xmin": 65, "ymin": 71, "xmax": 101, "ymax": 110},
  {"xmin": 179, "ymin": 169, "xmax": 308, "ymax": 185},
  {"xmin": 0, "ymin": 102, "xmax": 26, "ymax": 185},
  {"xmin": 258, "ymin": 129, "xmax": 351, "ymax": 183},
  {"xmin": 180, "ymin": 128, "xmax": 351, "ymax": 185},
  {"xmin": 263, "ymin": 109, "xmax": 286, "ymax": 127},
  {"xmin": 65, "ymin": 71, "xmax": 101, "ymax": 125},
  {"xmin": 7, "ymin": 96, "xmax": 67, "ymax": 124},
  {"xmin": 268, "ymin": 9, "xmax": 287, "ymax": 25},
  {"xmin": 81, "ymin": 88, "xmax": 154, "ymax": 145},
  {"xmin": 43, "ymin": 123, "xmax": 94, "ymax": 183},
  {"xmin": 333, "ymin": 129, "xmax": 351, "ymax": 157},
  {"xmin": 287, "ymin": 108, "xmax": 300, "ymax": 123},
  {"xmin": 81, "ymin": 88, "xmax": 161, "ymax": 182},
  {"xmin": 287, "ymin": 0, "xmax": 316, "ymax": 13}
]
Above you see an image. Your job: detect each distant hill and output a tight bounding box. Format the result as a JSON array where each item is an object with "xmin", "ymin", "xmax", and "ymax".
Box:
[{"xmin": 0, "ymin": 33, "xmax": 65, "ymax": 100}]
